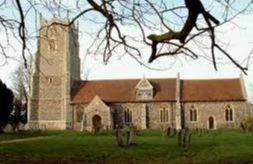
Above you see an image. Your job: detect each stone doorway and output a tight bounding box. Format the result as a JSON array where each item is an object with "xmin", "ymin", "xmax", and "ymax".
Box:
[
  {"xmin": 208, "ymin": 116, "xmax": 214, "ymax": 129},
  {"xmin": 92, "ymin": 115, "xmax": 102, "ymax": 132}
]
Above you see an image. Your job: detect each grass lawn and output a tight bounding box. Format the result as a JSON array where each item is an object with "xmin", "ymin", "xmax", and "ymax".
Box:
[{"xmin": 1, "ymin": 130, "xmax": 253, "ymax": 164}]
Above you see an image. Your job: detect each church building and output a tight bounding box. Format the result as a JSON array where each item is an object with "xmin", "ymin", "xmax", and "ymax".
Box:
[{"xmin": 28, "ymin": 18, "xmax": 252, "ymax": 131}]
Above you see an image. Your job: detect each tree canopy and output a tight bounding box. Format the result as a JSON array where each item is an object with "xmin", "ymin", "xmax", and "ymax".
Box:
[
  {"xmin": 8, "ymin": 61, "xmax": 31, "ymax": 130},
  {"xmin": 0, "ymin": 0, "xmax": 253, "ymax": 73}
]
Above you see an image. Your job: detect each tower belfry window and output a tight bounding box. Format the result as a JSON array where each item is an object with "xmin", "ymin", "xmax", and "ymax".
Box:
[
  {"xmin": 49, "ymin": 39, "xmax": 56, "ymax": 51},
  {"xmin": 48, "ymin": 77, "xmax": 53, "ymax": 84}
]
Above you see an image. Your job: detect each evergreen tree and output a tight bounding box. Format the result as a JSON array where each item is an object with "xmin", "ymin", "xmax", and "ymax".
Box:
[{"xmin": 0, "ymin": 80, "xmax": 14, "ymax": 133}]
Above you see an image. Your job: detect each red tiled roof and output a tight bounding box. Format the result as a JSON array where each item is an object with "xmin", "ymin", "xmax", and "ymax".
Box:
[
  {"xmin": 71, "ymin": 78, "xmax": 177, "ymax": 103},
  {"xmin": 71, "ymin": 78, "xmax": 245, "ymax": 103},
  {"xmin": 181, "ymin": 78, "xmax": 245, "ymax": 102}
]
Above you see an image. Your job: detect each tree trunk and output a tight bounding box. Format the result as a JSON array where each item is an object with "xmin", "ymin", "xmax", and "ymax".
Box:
[{"xmin": 177, "ymin": 130, "xmax": 182, "ymax": 147}]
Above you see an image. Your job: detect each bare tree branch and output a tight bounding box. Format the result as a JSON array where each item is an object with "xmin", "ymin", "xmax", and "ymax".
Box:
[{"xmin": 0, "ymin": 0, "xmax": 252, "ymax": 74}]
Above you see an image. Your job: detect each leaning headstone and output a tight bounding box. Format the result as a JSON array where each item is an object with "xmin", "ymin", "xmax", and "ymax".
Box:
[
  {"xmin": 116, "ymin": 126, "xmax": 123, "ymax": 147},
  {"xmin": 178, "ymin": 129, "xmax": 191, "ymax": 147},
  {"xmin": 173, "ymin": 128, "xmax": 177, "ymax": 137},
  {"xmin": 166, "ymin": 126, "xmax": 177, "ymax": 137},
  {"xmin": 126, "ymin": 131, "xmax": 131, "ymax": 145},
  {"xmin": 126, "ymin": 125, "xmax": 134, "ymax": 145},
  {"xmin": 133, "ymin": 125, "xmax": 139, "ymax": 136},
  {"xmin": 169, "ymin": 128, "xmax": 177, "ymax": 137},
  {"xmin": 166, "ymin": 127, "xmax": 171, "ymax": 137},
  {"xmin": 181, "ymin": 129, "xmax": 186, "ymax": 147},
  {"xmin": 196, "ymin": 128, "xmax": 202, "ymax": 136},
  {"xmin": 18, "ymin": 123, "xmax": 25, "ymax": 131},
  {"xmin": 3, "ymin": 124, "xmax": 13, "ymax": 132},
  {"xmin": 94, "ymin": 124, "xmax": 103, "ymax": 134},
  {"xmin": 24, "ymin": 124, "xmax": 29, "ymax": 130},
  {"xmin": 184, "ymin": 128, "xmax": 191, "ymax": 147}
]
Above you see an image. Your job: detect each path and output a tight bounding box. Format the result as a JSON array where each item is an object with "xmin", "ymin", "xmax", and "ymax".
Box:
[{"xmin": 0, "ymin": 135, "xmax": 56, "ymax": 145}]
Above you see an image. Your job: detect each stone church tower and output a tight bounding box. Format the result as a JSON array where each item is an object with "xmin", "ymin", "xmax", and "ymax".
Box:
[{"xmin": 28, "ymin": 18, "xmax": 80, "ymax": 129}]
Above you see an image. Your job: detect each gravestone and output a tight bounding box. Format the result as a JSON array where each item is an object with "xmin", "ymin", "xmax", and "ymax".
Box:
[
  {"xmin": 116, "ymin": 126, "xmax": 123, "ymax": 147},
  {"xmin": 177, "ymin": 128, "xmax": 191, "ymax": 147},
  {"xmin": 4, "ymin": 124, "xmax": 12, "ymax": 132}
]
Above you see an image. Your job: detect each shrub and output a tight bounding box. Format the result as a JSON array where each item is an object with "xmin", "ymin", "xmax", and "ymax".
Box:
[{"xmin": 240, "ymin": 116, "xmax": 253, "ymax": 132}]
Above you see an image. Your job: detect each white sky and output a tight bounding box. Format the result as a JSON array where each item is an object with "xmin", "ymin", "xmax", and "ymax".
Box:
[{"xmin": 0, "ymin": 1, "xmax": 252, "ymax": 101}]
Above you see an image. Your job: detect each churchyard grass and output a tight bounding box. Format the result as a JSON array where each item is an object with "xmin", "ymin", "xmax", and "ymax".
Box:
[{"xmin": 1, "ymin": 130, "xmax": 253, "ymax": 163}]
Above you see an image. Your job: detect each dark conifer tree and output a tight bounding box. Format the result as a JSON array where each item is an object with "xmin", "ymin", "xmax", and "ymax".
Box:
[{"xmin": 0, "ymin": 80, "xmax": 14, "ymax": 133}]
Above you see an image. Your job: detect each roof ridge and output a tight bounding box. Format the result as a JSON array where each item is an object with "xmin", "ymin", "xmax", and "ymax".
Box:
[
  {"xmin": 76, "ymin": 78, "xmax": 177, "ymax": 82},
  {"xmin": 181, "ymin": 78, "xmax": 240, "ymax": 81}
]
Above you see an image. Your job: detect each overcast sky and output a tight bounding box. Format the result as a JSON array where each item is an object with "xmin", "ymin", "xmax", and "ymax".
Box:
[{"xmin": 0, "ymin": 1, "xmax": 252, "ymax": 101}]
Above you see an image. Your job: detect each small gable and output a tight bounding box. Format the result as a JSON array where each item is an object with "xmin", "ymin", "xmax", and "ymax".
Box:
[
  {"xmin": 86, "ymin": 95, "xmax": 109, "ymax": 111},
  {"xmin": 136, "ymin": 78, "xmax": 153, "ymax": 100},
  {"xmin": 135, "ymin": 78, "xmax": 153, "ymax": 89}
]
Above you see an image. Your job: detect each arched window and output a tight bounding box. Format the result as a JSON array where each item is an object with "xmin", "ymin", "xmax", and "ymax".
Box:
[
  {"xmin": 190, "ymin": 105, "xmax": 197, "ymax": 122},
  {"xmin": 194, "ymin": 110, "xmax": 197, "ymax": 121},
  {"xmin": 124, "ymin": 108, "xmax": 132, "ymax": 124},
  {"xmin": 190, "ymin": 110, "xmax": 193, "ymax": 121},
  {"xmin": 225, "ymin": 105, "xmax": 233, "ymax": 121},
  {"xmin": 76, "ymin": 111, "xmax": 83, "ymax": 123},
  {"xmin": 230, "ymin": 109, "xmax": 233, "ymax": 120},
  {"xmin": 225, "ymin": 108, "xmax": 229, "ymax": 121},
  {"xmin": 160, "ymin": 107, "xmax": 169, "ymax": 123},
  {"xmin": 208, "ymin": 116, "xmax": 215, "ymax": 129},
  {"xmin": 47, "ymin": 77, "xmax": 53, "ymax": 84}
]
